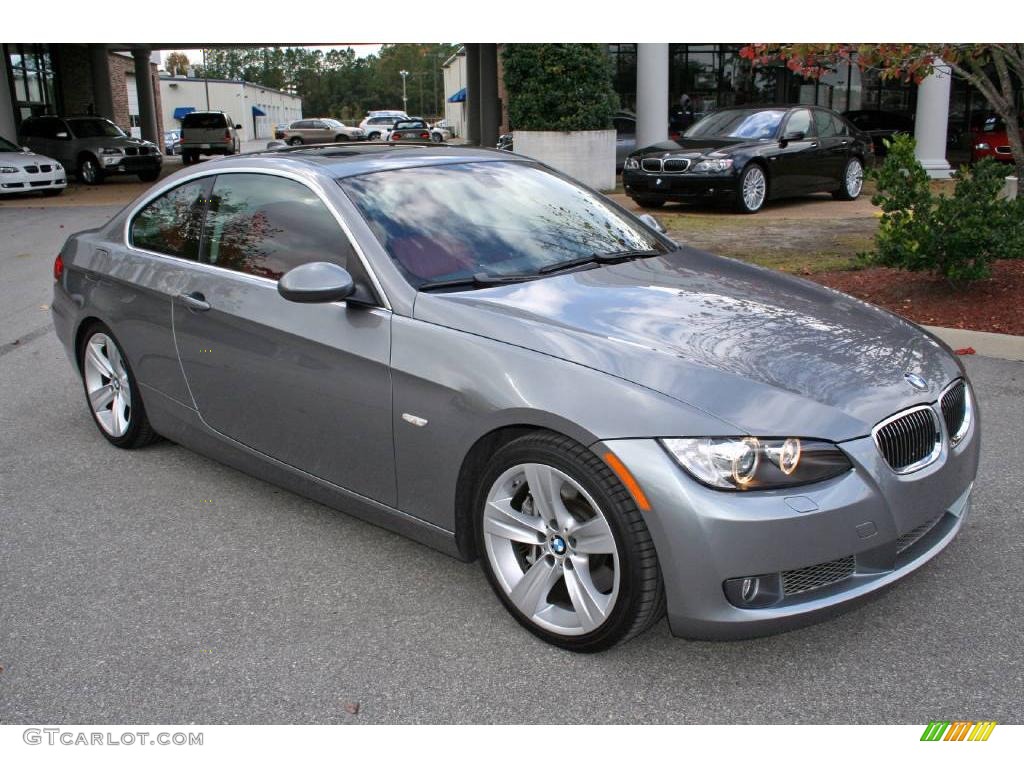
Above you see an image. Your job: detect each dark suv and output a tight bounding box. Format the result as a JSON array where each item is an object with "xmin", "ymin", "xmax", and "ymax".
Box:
[{"xmin": 18, "ymin": 115, "xmax": 162, "ymax": 184}]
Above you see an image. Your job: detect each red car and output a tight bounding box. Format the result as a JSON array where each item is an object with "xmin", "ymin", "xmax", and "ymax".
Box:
[{"xmin": 971, "ymin": 116, "xmax": 1018, "ymax": 164}]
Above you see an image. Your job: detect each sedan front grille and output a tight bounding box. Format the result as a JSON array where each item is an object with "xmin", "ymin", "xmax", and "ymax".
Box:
[
  {"xmin": 782, "ymin": 555, "xmax": 856, "ymax": 596},
  {"xmin": 662, "ymin": 158, "xmax": 691, "ymax": 172},
  {"xmin": 940, "ymin": 380, "xmax": 967, "ymax": 443},
  {"xmin": 640, "ymin": 157, "xmax": 663, "ymax": 172},
  {"xmin": 996, "ymin": 145, "xmax": 1011, "ymax": 154},
  {"xmin": 873, "ymin": 406, "xmax": 941, "ymax": 473},
  {"xmin": 24, "ymin": 165, "xmax": 39, "ymax": 174}
]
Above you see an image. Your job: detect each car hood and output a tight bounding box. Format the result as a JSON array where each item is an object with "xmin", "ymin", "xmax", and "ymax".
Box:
[
  {"xmin": 413, "ymin": 249, "xmax": 963, "ymax": 441},
  {"xmin": 0, "ymin": 149, "xmax": 51, "ymax": 164},
  {"xmin": 635, "ymin": 137, "xmax": 765, "ymax": 157},
  {"xmin": 76, "ymin": 135, "xmax": 156, "ymax": 149}
]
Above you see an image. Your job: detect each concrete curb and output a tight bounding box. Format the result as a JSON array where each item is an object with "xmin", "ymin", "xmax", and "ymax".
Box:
[{"xmin": 925, "ymin": 325, "xmax": 1024, "ymax": 362}]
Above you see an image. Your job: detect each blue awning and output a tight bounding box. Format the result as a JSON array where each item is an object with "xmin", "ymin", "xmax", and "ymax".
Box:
[
  {"xmin": 447, "ymin": 88, "xmax": 466, "ymax": 103},
  {"xmin": 252, "ymin": 106, "xmax": 266, "ymax": 116},
  {"xmin": 172, "ymin": 106, "xmax": 195, "ymax": 120}
]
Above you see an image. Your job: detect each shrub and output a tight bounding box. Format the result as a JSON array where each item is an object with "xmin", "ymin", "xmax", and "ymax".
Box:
[
  {"xmin": 502, "ymin": 44, "xmax": 618, "ymax": 132},
  {"xmin": 867, "ymin": 134, "xmax": 1023, "ymax": 284}
]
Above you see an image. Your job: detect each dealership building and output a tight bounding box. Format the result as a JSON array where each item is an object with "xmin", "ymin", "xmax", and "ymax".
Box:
[{"xmin": 160, "ymin": 76, "xmax": 302, "ymax": 141}]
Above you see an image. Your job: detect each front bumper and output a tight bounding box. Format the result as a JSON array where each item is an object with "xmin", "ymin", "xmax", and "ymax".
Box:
[
  {"xmin": 0, "ymin": 167, "xmax": 67, "ymax": 194},
  {"xmin": 597, "ymin": 400, "xmax": 980, "ymax": 639},
  {"xmin": 101, "ymin": 153, "xmax": 162, "ymax": 173},
  {"xmin": 622, "ymin": 168, "xmax": 738, "ymax": 202}
]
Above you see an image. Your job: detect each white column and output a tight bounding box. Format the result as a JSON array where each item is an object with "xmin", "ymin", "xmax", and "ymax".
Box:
[
  {"xmin": 914, "ymin": 58, "xmax": 953, "ymax": 178},
  {"xmin": 636, "ymin": 43, "xmax": 669, "ymax": 148}
]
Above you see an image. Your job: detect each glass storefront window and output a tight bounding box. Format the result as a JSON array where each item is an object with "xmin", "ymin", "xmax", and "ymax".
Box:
[{"xmin": 5, "ymin": 44, "xmax": 56, "ymax": 123}]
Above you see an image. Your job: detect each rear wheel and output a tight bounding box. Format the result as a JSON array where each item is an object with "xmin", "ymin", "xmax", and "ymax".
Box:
[
  {"xmin": 334, "ymin": 134, "xmax": 350, "ymax": 142},
  {"xmin": 735, "ymin": 163, "xmax": 767, "ymax": 213},
  {"xmin": 368, "ymin": 131, "xmax": 381, "ymax": 141},
  {"xmin": 78, "ymin": 156, "xmax": 103, "ymax": 185},
  {"xmin": 182, "ymin": 151, "xmax": 197, "ymax": 165},
  {"xmin": 78, "ymin": 323, "xmax": 159, "ymax": 449},
  {"xmin": 833, "ymin": 157, "xmax": 864, "ymax": 200},
  {"xmin": 475, "ymin": 432, "xmax": 665, "ymax": 652},
  {"xmin": 288, "ymin": 137, "xmax": 303, "ymax": 146},
  {"xmin": 431, "ymin": 132, "xmax": 444, "ymax": 143}
]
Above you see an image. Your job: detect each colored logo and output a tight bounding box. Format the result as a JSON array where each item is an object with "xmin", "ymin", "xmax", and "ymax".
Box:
[{"xmin": 920, "ymin": 721, "xmax": 997, "ymax": 741}]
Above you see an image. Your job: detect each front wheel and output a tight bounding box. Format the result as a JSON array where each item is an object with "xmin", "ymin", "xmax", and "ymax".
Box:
[
  {"xmin": 334, "ymin": 134, "xmax": 350, "ymax": 142},
  {"xmin": 833, "ymin": 157, "xmax": 864, "ymax": 200},
  {"xmin": 431, "ymin": 132, "xmax": 444, "ymax": 143},
  {"xmin": 475, "ymin": 432, "xmax": 665, "ymax": 652},
  {"xmin": 78, "ymin": 157, "xmax": 103, "ymax": 185},
  {"xmin": 367, "ymin": 131, "xmax": 381, "ymax": 141},
  {"xmin": 79, "ymin": 323, "xmax": 160, "ymax": 449},
  {"xmin": 735, "ymin": 163, "xmax": 767, "ymax": 213}
]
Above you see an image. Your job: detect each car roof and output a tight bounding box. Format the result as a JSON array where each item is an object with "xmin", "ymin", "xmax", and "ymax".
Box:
[{"xmin": 228, "ymin": 143, "xmax": 523, "ymax": 179}]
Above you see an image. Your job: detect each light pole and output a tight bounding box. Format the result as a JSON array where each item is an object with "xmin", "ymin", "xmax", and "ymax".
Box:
[{"xmin": 399, "ymin": 69, "xmax": 409, "ymax": 114}]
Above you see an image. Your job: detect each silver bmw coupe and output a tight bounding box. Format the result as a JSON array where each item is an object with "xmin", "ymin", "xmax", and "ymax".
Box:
[{"xmin": 51, "ymin": 144, "xmax": 980, "ymax": 651}]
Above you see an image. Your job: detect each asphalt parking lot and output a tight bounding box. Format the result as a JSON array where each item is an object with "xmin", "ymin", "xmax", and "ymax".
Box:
[{"xmin": 1, "ymin": 204, "xmax": 1022, "ymax": 724}]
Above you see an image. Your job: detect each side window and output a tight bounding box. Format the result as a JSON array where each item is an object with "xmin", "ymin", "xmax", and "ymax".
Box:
[
  {"xmin": 786, "ymin": 109, "xmax": 813, "ymax": 137},
  {"xmin": 130, "ymin": 178, "xmax": 212, "ymax": 259},
  {"xmin": 832, "ymin": 114, "xmax": 850, "ymax": 136},
  {"xmin": 814, "ymin": 110, "xmax": 838, "ymax": 138},
  {"xmin": 203, "ymin": 173, "xmax": 364, "ymax": 284}
]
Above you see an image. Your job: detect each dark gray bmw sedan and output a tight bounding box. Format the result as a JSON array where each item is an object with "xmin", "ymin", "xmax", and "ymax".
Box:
[{"xmin": 51, "ymin": 144, "xmax": 979, "ymax": 651}]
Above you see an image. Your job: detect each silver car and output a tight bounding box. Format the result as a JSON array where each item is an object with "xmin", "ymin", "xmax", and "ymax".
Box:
[{"xmin": 51, "ymin": 145, "xmax": 980, "ymax": 652}]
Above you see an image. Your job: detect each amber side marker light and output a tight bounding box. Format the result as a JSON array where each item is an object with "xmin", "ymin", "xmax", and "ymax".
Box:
[{"xmin": 603, "ymin": 452, "xmax": 652, "ymax": 512}]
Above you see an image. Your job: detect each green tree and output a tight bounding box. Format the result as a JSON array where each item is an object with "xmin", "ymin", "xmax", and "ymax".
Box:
[{"xmin": 164, "ymin": 51, "xmax": 190, "ymax": 77}]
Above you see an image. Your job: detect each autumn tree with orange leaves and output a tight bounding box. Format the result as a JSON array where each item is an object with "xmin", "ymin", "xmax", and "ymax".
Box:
[{"xmin": 740, "ymin": 44, "xmax": 1024, "ymax": 179}]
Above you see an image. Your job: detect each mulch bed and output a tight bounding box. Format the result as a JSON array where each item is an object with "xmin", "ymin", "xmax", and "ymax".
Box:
[{"xmin": 811, "ymin": 259, "xmax": 1024, "ymax": 336}]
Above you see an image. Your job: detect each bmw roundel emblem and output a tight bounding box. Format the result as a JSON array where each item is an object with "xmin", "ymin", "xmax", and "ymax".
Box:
[
  {"xmin": 904, "ymin": 372, "xmax": 928, "ymax": 390},
  {"xmin": 550, "ymin": 536, "xmax": 567, "ymax": 555}
]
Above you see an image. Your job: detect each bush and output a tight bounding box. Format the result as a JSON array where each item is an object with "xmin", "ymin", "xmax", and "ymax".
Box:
[
  {"xmin": 868, "ymin": 134, "xmax": 1023, "ymax": 284},
  {"xmin": 502, "ymin": 44, "xmax": 618, "ymax": 132}
]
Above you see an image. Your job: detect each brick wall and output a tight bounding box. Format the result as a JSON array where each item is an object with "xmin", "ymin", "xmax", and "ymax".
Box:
[
  {"xmin": 109, "ymin": 52, "xmax": 164, "ymax": 140},
  {"xmin": 57, "ymin": 45, "xmax": 93, "ymax": 116}
]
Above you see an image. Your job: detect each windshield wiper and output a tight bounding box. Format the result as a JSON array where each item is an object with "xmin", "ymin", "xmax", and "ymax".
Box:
[
  {"xmin": 418, "ymin": 271, "xmax": 538, "ymax": 292},
  {"xmin": 537, "ymin": 249, "xmax": 664, "ymax": 275}
]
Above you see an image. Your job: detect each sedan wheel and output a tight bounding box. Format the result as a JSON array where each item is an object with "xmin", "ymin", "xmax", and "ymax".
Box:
[
  {"xmin": 833, "ymin": 157, "xmax": 864, "ymax": 201},
  {"xmin": 736, "ymin": 164, "xmax": 766, "ymax": 213},
  {"xmin": 79, "ymin": 325, "xmax": 159, "ymax": 448},
  {"xmin": 476, "ymin": 433, "xmax": 664, "ymax": 651},
  {"xmin": 431, "ymin": 132, "xmax": 443, "ymax": 143},
  {"xmin": 79, "ymin": 157, "xmax": 102, "ymax": 185}
]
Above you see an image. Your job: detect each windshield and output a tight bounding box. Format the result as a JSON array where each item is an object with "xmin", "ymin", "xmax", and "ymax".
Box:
[
  {"xmin": 684, "ymin": 109, "xmax": 786, "ymax": 140},
  {"xmin": 341, "ymin": 160, "xmax": 668, "ymax": 287},
  {"xmin": 67, "ymin": 118, "xmax": 125, "ymax": 139},
  {"xmin": 0, "ymin": 136, "xmax": 22, "ymax": 152},
  {"xmin": 324, "ymin": 119, "xmax": 345, "ymax": 128}
]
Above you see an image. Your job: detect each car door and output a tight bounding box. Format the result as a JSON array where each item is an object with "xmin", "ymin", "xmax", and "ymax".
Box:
[
  {"xmin": 813, "ymin": 109, "xmax": 847, "ymax": 189},
  {"xmin": 311, "ymin": 120, "xmax": 332, "ymax": 143},
  {"xmin": 770, "ymin": 108, "xmax": 821, "ymax": 196},
  {"xmin": 171, "ymin": 170, "xmax": 396, "ymax": 505}
]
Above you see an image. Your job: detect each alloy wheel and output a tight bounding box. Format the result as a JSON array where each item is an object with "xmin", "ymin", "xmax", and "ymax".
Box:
[
  {"xmin": 83, "ymin": 332, "xmax": 132, "ymax": 437},
  {"xmin": 80, "ymin": 159, "xmax": 98, "ymax": 184},
  {"xmin": 742, "ymin": 166, "xmax": 766, "ymax": 211},
  {"xmin": 846, "ymin": 159, "xmax": 864, "ymax": 198},
  {"xmin": 482, "ymin": 463, "xmax": 620, "ymax": 636}
]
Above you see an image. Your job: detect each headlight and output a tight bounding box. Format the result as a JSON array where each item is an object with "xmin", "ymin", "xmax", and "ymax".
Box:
[
  {"xmin": 974, "ymin": 142, "xmax": 990, "ymax": 150},
  {"xmin": 100, "ymin": 147, "xmax": 123, "ymax": 155},
  {"xmin": 660, "ymin": 437, "xmax": 852, "ymax": 491},
  {"xmin": 0, "ymin": 166, "xmax": 18, "ymax": 173},
  {"xmin": 625, "ymin": 157, "xmax": 640, "ymax": 170},
  {"xmin": 54, "ymin": 161, "xmax": 62, "ymax": 170},
  {"xmin": 691, "ymin": 158, "xmax": 734, "ymax": 173}
]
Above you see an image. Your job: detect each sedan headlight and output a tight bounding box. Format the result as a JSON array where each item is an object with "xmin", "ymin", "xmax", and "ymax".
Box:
[
  {"xmin": 660, "ymin": 437, "xmax": 852, "ymax": 491},
  {"xmin": 100, "ymin": 147, "xmax": 123, "ymax": 155},
  {"xmin": 625, "ymin": 157, "xmax": 640, "ymax": 170},
  {"xmin": 0, "ymin": 166, "xmax": 18, "ymax": 173},
  {"xmin": 691, "ymin": 158, "xmax": 734, "ymax": 173}
]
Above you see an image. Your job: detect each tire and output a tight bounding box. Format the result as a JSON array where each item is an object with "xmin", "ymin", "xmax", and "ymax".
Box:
[
  {"xmin": 42, "ymin": 188, "xmax": 64, "ymax": 197},
  {"xmin": 78, "ymin": 156, "xmax": 103, "ymax": 185},
  {"xmin": 833, "ymin": 157, "xmax": 864, "ymax": 201},
  {"xmin": 475, "ymin": 432, "xmax": 665, "ymax": 652},
  {"xmin": 137, "ymin": 170, "xmax": 160, "ymax": 182},
  {"xmin": 78, "ymin": 323, "xmax": 160, "ymax": 449},
  {"xmin": 368, "ymin": 131, "xmax": 381, "ymax": 141},
  {"xmin": 288, "ymin": 137, "xmax": 303, "ymax": 146},
  {"xmin": 633, "ymin": 197, "xmax": 665, "ymax": 209},
  {"xmin": 431, "ymin": 132, "xmax": 443, "ymax": 143},
  {"xmin": 334, "ymin": 134, "xmax": 350, "ymax": 142},
  {"xmin": 182, "ymin": 151, "xmax": 197, "ymax": 165},
  {"xmin": 735, "ymin": 163, "xmax": 767, "ymax": 213}
]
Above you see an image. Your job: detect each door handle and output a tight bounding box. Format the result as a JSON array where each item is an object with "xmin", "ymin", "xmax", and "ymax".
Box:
[
  {"xmin": 178, "ymin": 291, "xmax": 211, "ymax": 312},
  {"xmin": 841, "ymin": 139, "xmax": 850, "ymax": 145},
  {"xmin": 810, "ymin": 142, "xmax": 819, "ymax": 148}
]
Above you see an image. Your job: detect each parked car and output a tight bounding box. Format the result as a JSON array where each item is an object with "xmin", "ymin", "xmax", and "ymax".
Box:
[
  {"xmin": 19, "ymin": 115, "xmax": 162, "ymax": 184},
  {"xmin": 359, "ymin": 110, "xmax": 408, "ymax": 140},
  {"xmin": 276, "ymin": 118, "xmax": 365, "ymax": 145},
  {"xmin": 0, "ymin": 135, "xmax": 66, "ymax": 196},
  {"xmin": 623, "ymin": 105, "xmax": 872, "ymax": 213},
  {"xmin": 163, "ymin": 130, "xmax": 181, "ymax": 156},
  {"xmin": 429, "ymin": 119, "xmax": 454, "ymax": 143},
  {"xmin": 385, "ymin": 118, "xmax": 432, "ymax": 143},
  {"xmin": 179, "ymin": 111, "xmax": 242, "ymax": 165},
  {"xmin": 971, "ymin": 115, "xmax": 1019, "ymax": 164},
  {"xmin": 52, "ymin": 144, "xmax": 979, "ymax": 651},
  {"xmin": 843, "ymin": 109, "xmax": 914, "ymax": 156}
]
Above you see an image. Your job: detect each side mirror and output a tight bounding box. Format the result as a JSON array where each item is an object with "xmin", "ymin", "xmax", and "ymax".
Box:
[
  {"xmin": 781, "ymin": 130, "xmax": 805, "ymax": 144},
  {"xmin": 637, "ymin": 213, "xmax": 666, "ymax": 234},
  {"xmin": 234, "ymin": 124, "xmax": 243, "ymax": 130},
  {"xmin": 277, "ymin": 262, "xmax": 355, "ymax": 304}
]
